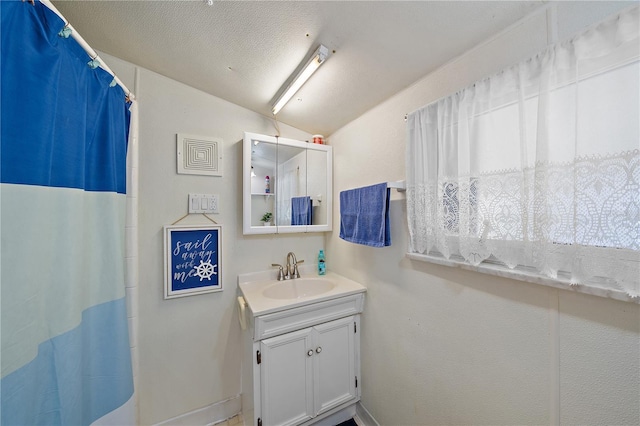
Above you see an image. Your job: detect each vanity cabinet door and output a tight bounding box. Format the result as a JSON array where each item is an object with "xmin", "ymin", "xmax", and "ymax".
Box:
[
  {"xmin": 260, "ymin": 328, "xmax": 315, "ymax": 426},
  {"xmin": 314, "ymin": 316, "xmax": 358, "ymax": 416}
]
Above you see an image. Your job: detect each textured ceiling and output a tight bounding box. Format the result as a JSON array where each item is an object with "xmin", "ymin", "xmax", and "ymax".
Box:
[{"xmin": 52, "ymin": 0, "xmax": 544, "ymax": 136}]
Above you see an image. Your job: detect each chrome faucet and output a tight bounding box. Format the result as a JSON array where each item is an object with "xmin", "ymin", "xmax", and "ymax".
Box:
[
  {"xmin": 272, "ymin": 253, "xmax": 305, "ymax": 281},
  {"xmin": 285, "ymin": 252, "xmax": 304, "ymax": 279}
]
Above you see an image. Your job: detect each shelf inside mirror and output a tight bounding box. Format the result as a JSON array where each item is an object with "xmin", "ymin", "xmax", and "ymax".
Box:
[{"xmin": 251, "ymin": 193, "xmax": 275, "ymax": 196}]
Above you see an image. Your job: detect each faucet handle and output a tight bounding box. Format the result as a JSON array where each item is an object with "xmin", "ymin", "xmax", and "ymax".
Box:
[
  {"xmin": 271, "ymin": 263, "xmax": 285, "ymax": 281},
  {"xmin": 292, "ymin": 259, "xmax": 304, "ymax": 278}
]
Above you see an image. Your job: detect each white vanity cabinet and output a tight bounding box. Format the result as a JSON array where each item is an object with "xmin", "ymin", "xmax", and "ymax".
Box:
[
  {"xmin": 239, "ymin": 271, "xmax": 365, "ymax": 426},
  {"xmin": 259, "ymin": 315, "xmax": 359, "ymax": 426}
]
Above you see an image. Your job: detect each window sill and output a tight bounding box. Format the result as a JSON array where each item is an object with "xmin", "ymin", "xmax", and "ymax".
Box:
[{"xmin": 406, "ymin": 252, "xmax": 639, "ymax": 304}]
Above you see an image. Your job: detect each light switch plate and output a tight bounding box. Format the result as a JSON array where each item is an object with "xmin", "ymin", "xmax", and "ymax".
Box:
[{"xmin": 188, "ymin": 193, "xmax": 219, "ymax": 214}]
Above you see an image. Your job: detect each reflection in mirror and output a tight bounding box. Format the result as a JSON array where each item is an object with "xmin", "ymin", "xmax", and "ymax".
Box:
[
  {"xmin": 250, "ymin": 140, "xmax": 276, "ymax": 227},
  {"xmin": 306, "ymin": 149, "xmax": 327, "ymax": 226},
  {"xmin": 276, "ymin": 144, "xmax": 307, "ymax": 226}
]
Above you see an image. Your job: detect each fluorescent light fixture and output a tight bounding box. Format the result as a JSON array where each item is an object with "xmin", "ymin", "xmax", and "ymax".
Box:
[{"xmin": 272, "ymin": 45, "xmax": 329, "ymax": 115}]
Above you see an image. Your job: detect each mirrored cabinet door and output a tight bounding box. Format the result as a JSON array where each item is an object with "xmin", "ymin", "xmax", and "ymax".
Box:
[
  {"xmin": 305, "ymin": 148, "xmax": 329, "ymax": 230},
  {"xmin": 275, "ymin": 143, "xmax": 307, "ymax": 228},
  {"xmin": 248, "ymin": 136, "xmax": 277, "ymax": 231},
  {"xmin": 243, "ymin": 132, "xmax": 332, "ymax": 235}
]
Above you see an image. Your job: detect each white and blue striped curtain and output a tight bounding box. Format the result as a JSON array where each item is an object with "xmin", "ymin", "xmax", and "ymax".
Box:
[{"xmin": 1, "ymin": 0, "xmax": 134, "ymax": 424}]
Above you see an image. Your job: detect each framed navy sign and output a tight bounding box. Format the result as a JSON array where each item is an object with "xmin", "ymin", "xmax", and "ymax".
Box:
[{"xmin": 163, "ymin": 224, "xmax": 222, "ymax": 299}]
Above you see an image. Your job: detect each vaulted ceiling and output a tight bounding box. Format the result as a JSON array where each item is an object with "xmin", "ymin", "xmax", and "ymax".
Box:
[{"xmin": 53, "ymin": 1, "xmax": 546, "ymax": 135}]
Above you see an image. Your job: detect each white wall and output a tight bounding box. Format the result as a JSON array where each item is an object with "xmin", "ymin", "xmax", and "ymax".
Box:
[
  {"xmin": 101, "ymin": 53, "xmax": 325, "ymax": 425},
  {"xmin": 326, "ymin": 3, "xmax": 640, "ymax": 425}
]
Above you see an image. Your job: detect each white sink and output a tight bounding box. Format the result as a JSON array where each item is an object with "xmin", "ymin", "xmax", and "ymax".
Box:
[
  {"xmin": 238, "ymin": 265, "xmax": 366, "ymax": 316},
  {"xmin": 263, "ymin": 278, "xmax": 336, "ymax": 300}
]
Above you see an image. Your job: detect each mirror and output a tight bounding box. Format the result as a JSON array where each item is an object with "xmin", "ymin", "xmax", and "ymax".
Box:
[{"xmin": 243, "ymin": 132, "xmax": 332, "ymax": 234}]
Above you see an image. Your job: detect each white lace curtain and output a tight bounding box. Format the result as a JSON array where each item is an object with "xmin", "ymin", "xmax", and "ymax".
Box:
[{"xmin": 406, "ymin": 6, "xmax": 639, "ymax": 298}]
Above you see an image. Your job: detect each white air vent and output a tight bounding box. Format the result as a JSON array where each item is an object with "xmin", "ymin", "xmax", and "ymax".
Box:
[{"xmin": 177, "ymin": 134, "xmax": 223, "ymax": 176}]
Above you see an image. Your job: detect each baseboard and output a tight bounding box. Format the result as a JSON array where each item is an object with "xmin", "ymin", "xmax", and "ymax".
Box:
[
  {"xmin": 354, "ymin": 402, "xmax": 380, "ymax": 426},
  {"xmin": 154, "ymin": 395, "xmax": 241, "ymax": 426}
]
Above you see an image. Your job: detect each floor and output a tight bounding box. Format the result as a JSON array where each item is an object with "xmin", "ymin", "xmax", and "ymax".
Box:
[
  {"xmin": 214, "ymin": 414, "xmax": 243, "ymax": 426},
  {"xmin": 219, "ymin": 414, "xmax": 358, "ymax": 426},
  {"xmin": 335, "ymin": 419, "xmax": 358, "ymax": 426}
]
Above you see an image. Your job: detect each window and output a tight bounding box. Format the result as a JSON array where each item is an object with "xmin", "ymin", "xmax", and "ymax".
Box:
[{"xmin": 406, "ymin": 6, "xmax": 640, "ymax": 299}]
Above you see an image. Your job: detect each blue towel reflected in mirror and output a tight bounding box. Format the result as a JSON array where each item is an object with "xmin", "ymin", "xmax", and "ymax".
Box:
[{"xmin": 291, "ymin": 196, "xmax": 313, "ymax": 225}]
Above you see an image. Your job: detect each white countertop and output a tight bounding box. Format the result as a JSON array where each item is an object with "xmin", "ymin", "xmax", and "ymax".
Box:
[{"xmin": 238, "ymin": 265, "xmax": 367, "ymax": 317}]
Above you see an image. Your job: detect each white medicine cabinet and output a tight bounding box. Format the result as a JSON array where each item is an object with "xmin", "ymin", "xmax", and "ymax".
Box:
[{"xmin": 243, "ymin": 132, "xmax": 333, "ymax": 235}]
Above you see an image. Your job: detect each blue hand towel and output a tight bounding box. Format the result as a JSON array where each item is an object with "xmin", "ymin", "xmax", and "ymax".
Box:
[
  {"xmin": 291, "ymin": 196, "xmax": 312, "ymax": 225},
  {"xmin": 339, "ymin": 183, "xmax": 391, "ymax": 247}
]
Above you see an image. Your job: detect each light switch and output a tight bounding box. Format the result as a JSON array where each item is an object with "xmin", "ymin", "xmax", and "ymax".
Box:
[{"xmin": 189, "ymin": 194, "xmax": 200, "ymax": 213}]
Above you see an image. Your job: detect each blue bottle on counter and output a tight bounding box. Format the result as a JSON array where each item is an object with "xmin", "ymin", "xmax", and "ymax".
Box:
[{"xmin": 318, "ymin": 250, "xmax": 326, "ymax": 275}]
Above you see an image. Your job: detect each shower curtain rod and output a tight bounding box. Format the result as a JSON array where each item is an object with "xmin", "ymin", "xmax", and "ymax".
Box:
[{"xmin": 39, "ymin": 0, "xmax": 135, "ymax": 101}]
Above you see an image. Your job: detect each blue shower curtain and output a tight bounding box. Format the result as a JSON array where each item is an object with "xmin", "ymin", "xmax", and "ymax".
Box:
[{"xmin": 1, "ymin": 1, "xmax": 134, "ymax": 424}]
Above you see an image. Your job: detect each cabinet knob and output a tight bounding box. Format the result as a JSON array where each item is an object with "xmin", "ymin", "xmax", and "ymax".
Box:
[
  {"xmin": 307, "ymin": 350, "xmax": 313, "ymax": 357},
  {"xmin": 315, "ymin": 347, "xmax": 322, "ymax": 354}
]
